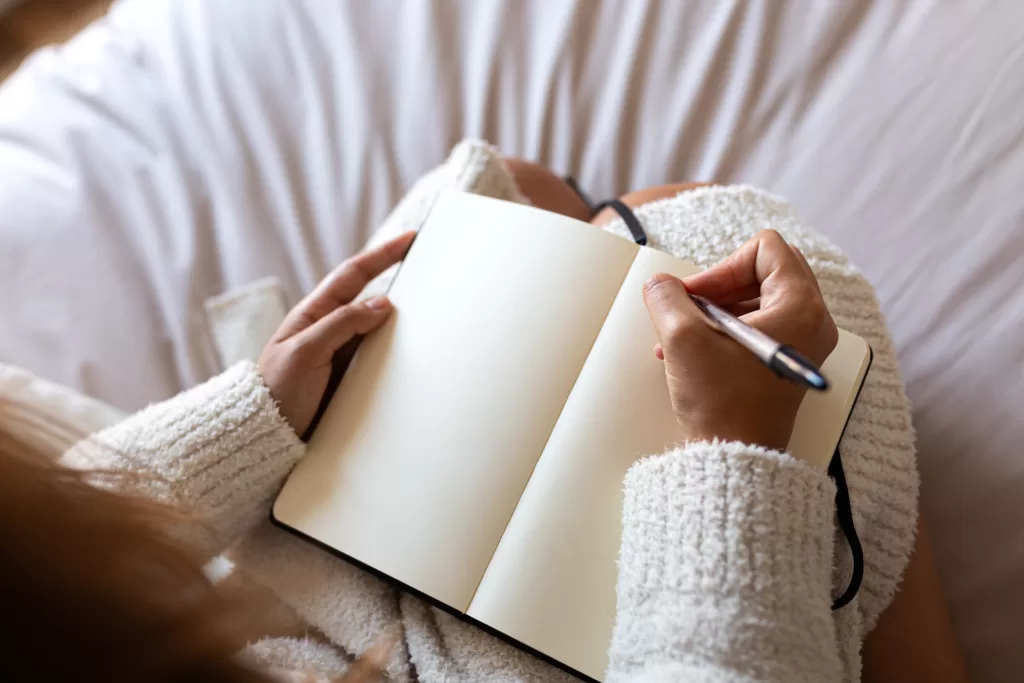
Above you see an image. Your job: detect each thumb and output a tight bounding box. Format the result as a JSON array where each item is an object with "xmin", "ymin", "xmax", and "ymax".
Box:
[{"xmin": 642, "ymin": 273, "xmax": 707, "ymax": 350}]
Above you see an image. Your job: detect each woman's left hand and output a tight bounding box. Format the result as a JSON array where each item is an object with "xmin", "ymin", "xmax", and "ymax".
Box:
[{"xmin": 258, "ymin": 231, "xmax": 416, "ymax": 436}]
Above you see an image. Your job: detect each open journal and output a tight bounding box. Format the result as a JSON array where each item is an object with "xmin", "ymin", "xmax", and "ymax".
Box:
[{"xmin": 272, "ymin": 192, "xmax": 872, "ymax": 681}]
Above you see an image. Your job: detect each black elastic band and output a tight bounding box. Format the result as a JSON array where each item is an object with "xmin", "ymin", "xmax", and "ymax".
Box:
[
  {"xmin": 829, "ymin": 448, "xmax": 864, "ymax": 610},
  {"xmin": 563, "ymin": 176, "xmax": 648, "ymax": 246},
  {"xmin": 594, "ymin": 199, "xmax": 648, "ymax": 245}
]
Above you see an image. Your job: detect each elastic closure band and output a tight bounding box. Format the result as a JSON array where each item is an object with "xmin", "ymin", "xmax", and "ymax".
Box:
[
  {"xmin": 563, "ymin": 176, "xmax": 648, "ymax": 246},
  {"xmin": 594, "ymin": 199, "xmax": 648, "ymax": 245},
  {"xmin": 829, "ymin": 448, "xmax": 864, "ymax": 610}
]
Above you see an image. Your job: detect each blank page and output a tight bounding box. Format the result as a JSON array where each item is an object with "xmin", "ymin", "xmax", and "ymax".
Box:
[
  {"xmin": 468, "ymin": 246, "xmax": 871, "ymax": 679},
  {"xmin": 273, "ymin": 193, "xmax": 638, "ymax": 611}
]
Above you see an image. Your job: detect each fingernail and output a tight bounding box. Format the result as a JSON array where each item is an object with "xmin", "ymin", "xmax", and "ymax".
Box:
[
  {"xmin": 365, "ymin": 296, "xmax": 391, "ymax": 310},
  {"xmin": 644, "ymin": 273, "xmax": 676, "ymax": 290}
]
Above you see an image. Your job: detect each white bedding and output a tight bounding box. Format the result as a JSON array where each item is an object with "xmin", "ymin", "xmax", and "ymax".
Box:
[{"xmin": 1, "ymin": 1, "xmax": 1021, "ymax": 680}]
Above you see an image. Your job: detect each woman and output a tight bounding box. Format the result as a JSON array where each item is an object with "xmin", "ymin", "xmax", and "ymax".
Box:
[{"xmin": 1, "ymin": 145, "xmax": 964, "ymax": 682}]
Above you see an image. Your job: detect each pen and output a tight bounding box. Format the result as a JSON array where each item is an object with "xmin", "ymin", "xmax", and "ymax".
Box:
[{"xmin": 689, "ymin": 294, "xmax": 830, "ymax": 391}]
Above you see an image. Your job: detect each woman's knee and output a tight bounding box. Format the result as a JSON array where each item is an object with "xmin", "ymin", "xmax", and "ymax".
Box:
[
  {"xmin": 591, "ymin": 182, "xmax": 713, "ymax": 226},
  {"xmin": 502, "ymin": 157, "xmax": 591, "ymax": 222},
  {"xmin": 499, "ymin": 159, "xmax": 712, "ymax": 227}
]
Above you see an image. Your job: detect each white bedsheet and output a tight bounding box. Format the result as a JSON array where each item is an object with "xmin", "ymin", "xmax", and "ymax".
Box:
[{"xmin": 1, "ymin": 1, "xmax": 1021, "ymax": 679}]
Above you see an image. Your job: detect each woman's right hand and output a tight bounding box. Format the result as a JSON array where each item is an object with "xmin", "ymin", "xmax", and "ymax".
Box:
[{"xmin": 642, "ymin": 229, "xmax": 839, "ymax": 453}]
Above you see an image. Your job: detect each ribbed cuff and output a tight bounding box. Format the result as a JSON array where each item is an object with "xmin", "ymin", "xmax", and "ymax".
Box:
[
  {"xmin": 621, "ymin": 440, "xmax": 835, "ymax": 604},
  {"xmin": 608, "ymin": 440, "xmax": 840, "ymax": 681},
  {"xmin": 70, "ymin": 361, "xmax": 305, "ymax": 552},
  {"xmin": 161, "ymin": 361, "xmax": 306, "ymax": 529}
]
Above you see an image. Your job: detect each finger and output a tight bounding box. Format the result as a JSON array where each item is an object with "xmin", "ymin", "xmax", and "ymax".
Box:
[
  {"xmin": 725, "ymin": 298, "xmax": 760, "ymax": 317},
  {"xmin": 654, "ymin": 343, "xmax": 664, "ymax": 360},
  {"xmin": 682, "ymin": 230, "xmax": 807, "ymax": 304},
  {"xmin": 293, "ymin": 296, "xmax": 393, "ymax": 363},
  {"xmin": 283, "ymin": 232, "xmax": 415, "ymax": 336},
  {"xmin": 739, "ymin": 284, "xmax": 833, "ymax": 355},
  {"xmin": 642, "ymin": 273, "xmax": 711, "ymax": 350},
  {"xmin": 790, "ymin": 244, "xmax": 823, "ymax": 295},
  {"xmin": 689, "ymin": 282, "xmax": 762, "ymax": 306},
  {"xmin": 307, "ymin": 230, "xmax": 414, "ymax": 311}
]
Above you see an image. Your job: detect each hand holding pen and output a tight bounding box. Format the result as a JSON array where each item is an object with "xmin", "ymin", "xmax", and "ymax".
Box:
[{"xmin": 643, "ymin": 230, "xmax": 839, "ymax": 453}]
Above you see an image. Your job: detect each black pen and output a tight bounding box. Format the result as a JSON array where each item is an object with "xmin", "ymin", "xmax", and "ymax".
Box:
[{"xmin": 689, "ymin": 294, "xmax": 830, "ymax": 391}]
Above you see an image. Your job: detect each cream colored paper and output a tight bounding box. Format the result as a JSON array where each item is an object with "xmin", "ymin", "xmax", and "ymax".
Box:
[
  {"xmin": 272, "ymin": 193, "xmax": 638, "ymax": 610},
  {"xmin": 467, "ymin": 247, "xmax": 870, "ymax": 679}
]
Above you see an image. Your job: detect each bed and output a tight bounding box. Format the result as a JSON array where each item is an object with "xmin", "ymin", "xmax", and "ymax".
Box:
[{"xmin": 1, "ymin": 1, "xmax": 1021, "ymax": 680}]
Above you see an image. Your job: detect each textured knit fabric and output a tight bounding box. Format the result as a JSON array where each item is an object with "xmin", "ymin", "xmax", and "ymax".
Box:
[
  {"xmin": 608, "ymin": 442, "xmax": 842, "ymax": 683},
  {"xmin": 63, "ymin": 141, "xmax": 918, "ymax": 683},
  {"xmin": 62, "ymin": 361, "xmax": 307, "ymax": 557}
]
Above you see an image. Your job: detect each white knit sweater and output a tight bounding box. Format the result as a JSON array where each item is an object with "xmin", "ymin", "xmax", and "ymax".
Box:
[{"xmin": 63, "ymin": 142, "xmax": 918, "ymax": 683}]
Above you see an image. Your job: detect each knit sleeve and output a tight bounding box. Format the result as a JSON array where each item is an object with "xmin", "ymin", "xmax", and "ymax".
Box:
[
  {"xmin": 61, "ymin": 360, "xmax": 305, "ymax": 558},
  {"xmin": 606, "ymin": 441, "xmax": 843, "ymax": 683}
]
